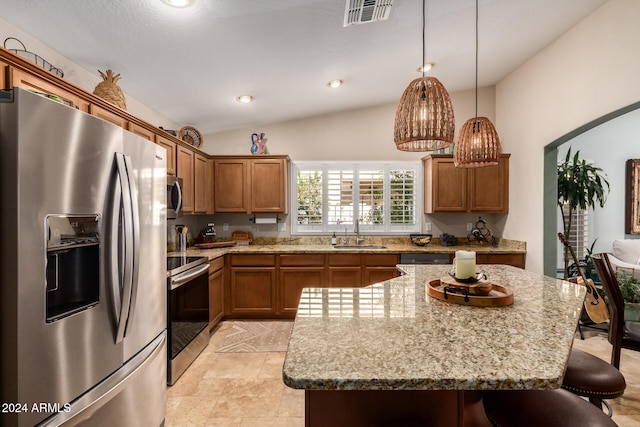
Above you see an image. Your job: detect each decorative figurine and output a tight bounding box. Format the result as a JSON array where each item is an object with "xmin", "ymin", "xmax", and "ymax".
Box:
[{"xmin": 251, "ymin": 132, "xmax": 269, "ymax": 155}]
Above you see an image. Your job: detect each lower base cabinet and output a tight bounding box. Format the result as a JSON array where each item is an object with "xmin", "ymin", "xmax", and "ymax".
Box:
[
  {"xmin": 222, "ymin": 252, "xmax": 523, "ymax": 319},
  {"xmin": 209, "ymin": 257, "xmax": 224, "ymax": 331}
]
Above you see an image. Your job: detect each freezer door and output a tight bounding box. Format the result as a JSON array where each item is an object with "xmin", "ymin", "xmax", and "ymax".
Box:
[
  {"xmin": 121, "ymin": 131, "xmax": 167, "ymax": 361},
  {"xmin": 38, "ymin": 332, "xmax": 167, "ymax": 427},
  {"xmin": 0, "ymin": 89, "xmax": 123, "ymax": 427}
]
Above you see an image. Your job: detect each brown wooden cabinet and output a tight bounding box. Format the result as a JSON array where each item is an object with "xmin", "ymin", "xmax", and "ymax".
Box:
[
  {"xmin": 214, "ymin": 158, "xmax": 249, "ymax": 212},
  {"xmin": 127, "ymin": 122, "xmax": 155, "ymax": 141},
  {"xmin": 208, "ymin": 257, "xmax": 224, "ymax": 330},
  {"xmin": 156, "ymin": 134, "xmax": 177, "ymax": 176},
  {"xmin": 279, "ymin": 254, "xmax": 325, "ymax": 316},
  {"xmin": 251, "ymin": 158, "xmax": 289, "ymax": 213},
  {"xmin": 423, "ymin": 154, "xmax": 510, "ymax": 213},
  {"xmin": 363, "ymin": 254, "xmax": 400, "ymax": 286},
  {"xmin": 194, "ymin": 153, "xmax": 213, "ymax": 213},
  {"xmin": 213, "ymin": 155, "xmax": 289, "ymax": 213},
  {"xmin": 89, "ymin": 103, "xmax": 127, "ymax": 128},
  {"xmin": 227, "ymin": 255, "xmax": 277, "ymax": 316},
  {"xmin": 327, "ymin": 254, "xmax": 363, "ymax": 288},
  {"xmin": 177, "ymin": 145, "xmax": 194, "ymax": 214},
  {"xmin": 11, "ymin": 67, "xmax": 89, "ymax": 112},
  {"xmin": 0, "ymin": 58, "xmax": 9, "ymax": 90}
]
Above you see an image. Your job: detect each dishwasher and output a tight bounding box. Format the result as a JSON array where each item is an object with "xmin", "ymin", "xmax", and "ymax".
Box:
[{"xmin": 399, "ymin": 253, "xmax": 450, "ymax": 264}]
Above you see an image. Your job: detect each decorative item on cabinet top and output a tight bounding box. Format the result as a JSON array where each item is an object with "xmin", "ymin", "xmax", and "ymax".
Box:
[
  {"xmin": 251, "ymin": 132, "xmax": 269, "ymax": 155},
  {"xmin": 93, "ymin": 69, "xmax": 127, "ymax": 110},
  {"xmin": 4, "ymin": 37, "xmax": 64, "ymax": 77},
  {"xmin": 179, "ymin": 126, "xmax": 203, "ymax": 149}
]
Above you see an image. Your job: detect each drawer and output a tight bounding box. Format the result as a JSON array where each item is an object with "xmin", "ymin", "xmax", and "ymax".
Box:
[
  {"xmin": 328, "ymin": 254, "xmax": 361, "ymax": 266},
  {"xmin": 230, "ymin": 254, "xmax": 276, "ymax": 267},
  {"xmin": 209, "ymin": 256, "xmax": 224, "ymax": 272},
  {"xmin": 280, "ymin": 254, "xmax": 325, "ymax": 267},
  {"xmin": 364, "ymin": 254, "xmax": 399, "ymax": 267}
]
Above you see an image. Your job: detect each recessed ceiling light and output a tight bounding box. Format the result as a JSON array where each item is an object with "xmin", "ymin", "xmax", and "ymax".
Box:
[
  {"xmin": 417, "ymin": 63, "xmax": 435, "ymax": 72},
  {"xmin": 236, "ymin": 95, "xmax": 254, "ymax": 103},
  {"xmin": 161, "ymin": 0, "xmax": 193, "ymax": 8},
  {"xmin": 327, "ymin": 79, "xmax": 344, "ymax": 89}
]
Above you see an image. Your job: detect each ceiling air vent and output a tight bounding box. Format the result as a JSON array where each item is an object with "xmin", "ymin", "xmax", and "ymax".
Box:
[{"xmin": 344, "ymin": 0, "xmax": 393, "ymax": 27}]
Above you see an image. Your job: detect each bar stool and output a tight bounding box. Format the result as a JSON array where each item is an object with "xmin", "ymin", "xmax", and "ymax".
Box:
[
  {"xmin": 561, "ymin": 348, "xmax": 625, "ymax": 415},
  {"xmin": 483, "ymin": 388, "xmax": 617, "ymax": 427}
]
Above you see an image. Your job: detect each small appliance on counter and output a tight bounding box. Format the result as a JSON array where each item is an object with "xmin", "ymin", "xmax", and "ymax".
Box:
[
  {"xmin": 440, "ymin": 233, "xmax": 456, "ymax": 247},
  {"xmin": 196, "ymin": 223, "xmax": 216, "ymax": 244}
]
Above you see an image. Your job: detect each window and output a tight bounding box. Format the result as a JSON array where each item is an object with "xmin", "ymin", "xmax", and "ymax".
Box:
[
  {"xmin": 558, "ymin": 203, "xmax": 590, "ymax": 274},
  {"xmin": 292, "ymin": 162, "xmax": 421, "ymax": 234}
]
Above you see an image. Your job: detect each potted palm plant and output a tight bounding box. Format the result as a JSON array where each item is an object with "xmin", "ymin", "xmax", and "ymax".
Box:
[{"xmin": 557, "ymin": 147, "xmax": 610, "ymax": 279}]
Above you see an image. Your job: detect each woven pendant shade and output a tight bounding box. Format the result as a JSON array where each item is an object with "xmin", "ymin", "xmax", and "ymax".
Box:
[
  {"xmin": 394, "ymin": 76, "xmax": 455, "ymax": 151},
  {"xmin": 454, "ymin": 117, "xmax": 502, "ymax": 167}
]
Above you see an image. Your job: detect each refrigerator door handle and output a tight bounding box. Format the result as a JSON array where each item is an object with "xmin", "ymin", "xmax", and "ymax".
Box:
[
  {"xmin": 122, "ymin": 154, "xmax": 141, "ymax": 338},
  {"xmin": 112, "ymin": 153, "xmax": 134, "ymax": 343}
]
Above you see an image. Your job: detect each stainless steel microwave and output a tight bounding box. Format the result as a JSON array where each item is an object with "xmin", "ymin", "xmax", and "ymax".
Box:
[{"xmin": 167, "ymin": 175, "xmax": 183, "ymax": 219}]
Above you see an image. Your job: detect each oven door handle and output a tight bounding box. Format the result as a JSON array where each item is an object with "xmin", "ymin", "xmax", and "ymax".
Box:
[{"xmin": 169, "ymin": 263, "xmax": 210, "ymax": 290}]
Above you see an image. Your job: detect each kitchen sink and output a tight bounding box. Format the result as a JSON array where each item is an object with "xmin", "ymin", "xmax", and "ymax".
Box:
[{"xmin": 333, "ymin": 245, "xmax": 387, "ymax": 249}]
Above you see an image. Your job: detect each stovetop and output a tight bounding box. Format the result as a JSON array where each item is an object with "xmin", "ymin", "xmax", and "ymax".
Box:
[{"xmin": 167, "ymin": 255, "xmax": 207, "ymax": 276}]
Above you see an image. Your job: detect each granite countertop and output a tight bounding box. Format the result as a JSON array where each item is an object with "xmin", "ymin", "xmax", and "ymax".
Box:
[
  {"xmin": 176, "ymin": 238, "xmax": 526, "ymax": 260},
  {"xmin": 282, "ymin": 264, "xmax": 585, "ymax": 391}
]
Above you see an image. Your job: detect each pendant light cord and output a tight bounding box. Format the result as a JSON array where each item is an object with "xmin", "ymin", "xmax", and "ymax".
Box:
[
  {"xmin": 422, "ymin": 0, "xmax": 426, "ymax": 79},
  {"xmin": 474, "ymin": 0, "xmax": 478, "ymax": 120}
]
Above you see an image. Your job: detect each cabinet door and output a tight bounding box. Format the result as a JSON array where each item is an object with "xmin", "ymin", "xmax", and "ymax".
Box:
[
  {"xmin": 127, "ymin": 122, "xmax": 155, "ymax": 141},
  {"xmin": 194, "ymin": 153, "xmax": 211, "ymax": 213},
  {"xmin": 209, "ymin": 259, "xmax": 224, "ymax": 329},
  {"xmin": 11, "ymin": 68, "xmax": 89, "ymax": 112},
  {"xmin": 89, "ymin": 103, "xmax": 127, "ymax": 128},
  {"xmin": 363, "ymin": 254, "xmax": 400, "ymax": 286},
  {"xmin": 469, "ymin": 155, "xmax": 509, "ymax": 212},
  {"xmin": 280, "ymin": 268, "xmax": 324, "ymax": 315},
  {"xmin": 0, "ymin": 59, "xmax": 9, "ymax": 90},
  {"xmin": 425, "ymin": 156, "xmax": 467, "ymax": 213},
  {"xmin": 177, "ymin": 145, "xmax": 194, "ymax": 214},
  {"xmin": 251, "ymin": 158, "xmax": 288, "ymax": 213},
  {"xmin": 214, "ymin": 159, "xmax": 249, "ymax": 212},
  {"xmin": 228, "ymin": 268, "xmax": 276, "ymax": 315},
  {"xmin": 156, "ymin": 135, "xmax": 177, "ymax": 176}
]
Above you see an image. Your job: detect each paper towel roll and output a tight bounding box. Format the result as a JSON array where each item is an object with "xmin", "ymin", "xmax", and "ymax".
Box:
[{"xmin": 255, "ymin": 217, "xmax": 277, "ymax": 224}]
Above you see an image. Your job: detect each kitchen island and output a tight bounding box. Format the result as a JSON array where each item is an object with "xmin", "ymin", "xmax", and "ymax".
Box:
[{"xmin": 282, "ymin": 264, "xmax": 586, "ymax": 426}]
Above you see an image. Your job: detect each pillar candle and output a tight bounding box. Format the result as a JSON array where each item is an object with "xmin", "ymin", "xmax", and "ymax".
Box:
[{"xmin": 455, "ymin": 250, "xmax": 476, "ymax": 279}]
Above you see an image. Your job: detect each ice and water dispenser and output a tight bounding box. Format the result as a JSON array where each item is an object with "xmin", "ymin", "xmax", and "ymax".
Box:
[{"xmin": 45, "ymin": 215, "xmax": 100, "ymax": 322}]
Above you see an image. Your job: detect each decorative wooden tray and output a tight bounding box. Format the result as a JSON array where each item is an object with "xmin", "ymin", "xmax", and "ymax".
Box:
[
  {"xmin": 194, "ymin": 241, "xmax": 237, "ymax": 249},
  {"xmin": 427, "ymin": 279, "xmax": 514, "ymax": 307}
]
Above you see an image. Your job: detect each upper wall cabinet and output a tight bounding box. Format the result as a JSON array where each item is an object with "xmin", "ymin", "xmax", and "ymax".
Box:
[
  {"xmin": 423, "ymin": 154, "xmax": 510, "ymax": 213},
  {"xmin": 214, "ymin": 155, "xmax": 290, "ymax": 214},
  {"xmin": 1, "ymin": 47, "xmax": 201, "ymax": 181}
]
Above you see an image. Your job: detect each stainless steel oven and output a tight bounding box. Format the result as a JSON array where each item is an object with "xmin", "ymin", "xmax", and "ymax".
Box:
[{"xmin": 167, "ymin": 256, "xmax": 210, "ymax": 385}]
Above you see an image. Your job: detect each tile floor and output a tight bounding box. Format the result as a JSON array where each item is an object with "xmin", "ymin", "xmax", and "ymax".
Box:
[{"xmin": 166, "ymin": 321, "xmax": 640, "ymax": 426}]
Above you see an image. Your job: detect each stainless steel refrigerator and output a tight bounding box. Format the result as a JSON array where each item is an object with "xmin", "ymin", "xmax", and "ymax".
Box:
[{"xmin": 0, "ymin": 88, "xmax": 167, "ymax": 427}]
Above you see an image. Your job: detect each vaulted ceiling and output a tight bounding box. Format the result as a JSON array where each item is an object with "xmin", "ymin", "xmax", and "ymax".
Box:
[{"xmin": 0, "ymin": 0, "xmax": 607, "ymax": 133}]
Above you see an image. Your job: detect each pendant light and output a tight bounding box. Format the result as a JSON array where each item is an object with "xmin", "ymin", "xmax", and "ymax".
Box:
[
  {"xmin": 394, "ymin": 0, "xmax": 455, "ymax": 152},
  {"xmin": 454, "ymin": 0, "xmax": 502, "ymax": 167}
]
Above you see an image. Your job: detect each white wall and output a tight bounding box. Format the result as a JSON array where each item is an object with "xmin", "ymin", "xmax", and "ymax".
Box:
[
  {"xmin": 496, "ymin": 0, "xmax": 640, "ymax": 273},
  {"xmin": 0, "ymin": 17, "xmax": 180, "ymax": 131},
  {"xmin": 203, "ymin": 87, "xmax": 495, "ymax": 161}
]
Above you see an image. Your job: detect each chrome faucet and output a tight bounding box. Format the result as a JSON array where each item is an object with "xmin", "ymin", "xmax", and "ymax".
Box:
[{"xmin": 354, "ymin": 219, "xmax": 365, "ymax": 246}]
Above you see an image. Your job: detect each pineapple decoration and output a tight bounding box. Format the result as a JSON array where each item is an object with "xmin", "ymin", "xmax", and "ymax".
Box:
[{"xmin": 93, "ymin": 69, "xmax": 127, "ymax": 110}]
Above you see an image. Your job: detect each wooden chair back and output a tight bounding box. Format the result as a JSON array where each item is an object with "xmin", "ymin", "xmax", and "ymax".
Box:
[{"xmin": 592, "ymin": 253, "xmax": 638, "ymax": 368}]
